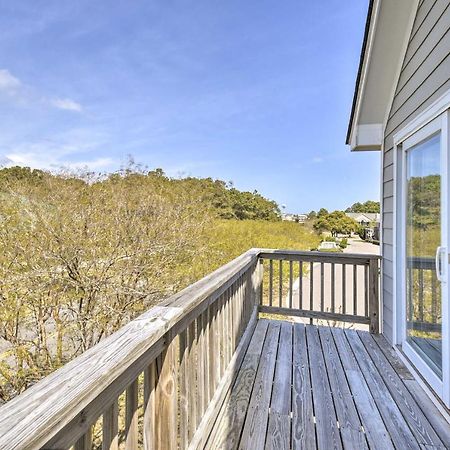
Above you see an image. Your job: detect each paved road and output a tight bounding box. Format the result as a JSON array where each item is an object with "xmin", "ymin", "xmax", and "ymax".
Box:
[{"xmin": 289, "ymin": 238, "xmax": 380, "ymax": 328}]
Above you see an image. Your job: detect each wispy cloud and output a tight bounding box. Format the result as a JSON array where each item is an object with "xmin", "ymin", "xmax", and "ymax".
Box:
[
  {"xmin": 0, "ymin": 68, "xmax": 82, "ymax": 113},
  {"xmin": 0, "ymin": 69, "xmax": 21, "ymax": 93},
  {"xmin": 312, "ymin": 156, "xmax": 324, "ymax": 163},
  {"xmin": 1, "ymin": 128, "xmax": 113, "ymax": 171},
  {"xmin": 50, "ymin": 97, "xmax": 83, "ymax": 112}
]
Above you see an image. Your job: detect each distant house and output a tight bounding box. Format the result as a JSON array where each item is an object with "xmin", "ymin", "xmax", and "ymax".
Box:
[
  {"xmin": 281, "ymin": 213, "xmax": 308, "ymax": 223},
  {"xmin": 345, "ymin": 212, "xmax": 380, "ymax": 227}
]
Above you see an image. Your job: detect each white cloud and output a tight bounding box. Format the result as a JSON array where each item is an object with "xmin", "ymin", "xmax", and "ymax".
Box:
[
  {"xmin": 0, "ymin": 69, "xmax": 21, "ymax": 92},
  {"xmin": 312, "ymin": 157, "xmax": 324, "ymax": 163},
  {"xmin": 50, "ymin": 97, "xmax": 83, "ymax": 112},
  {"xmin": 2, "ymin": 128, "xmax": 113, "ymax": 171},
  {"xmin": 0, "ymin": 69, "xmax": 83, "ymax": 112}
]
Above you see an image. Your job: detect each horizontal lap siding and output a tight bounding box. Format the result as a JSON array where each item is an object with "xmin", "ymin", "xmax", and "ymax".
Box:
[{"xmin": 382, "ymin": 0, "xmax": 450, "ymax": 343}]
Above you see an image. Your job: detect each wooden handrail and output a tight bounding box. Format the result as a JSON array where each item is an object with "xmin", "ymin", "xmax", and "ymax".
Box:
[
  {"xmin": 0, "ymin": 249, "xmax": 262, "ymax": 450},
  {"xmin": 0, "ymin": 248, "xmax": 381, "ymax": 449}
]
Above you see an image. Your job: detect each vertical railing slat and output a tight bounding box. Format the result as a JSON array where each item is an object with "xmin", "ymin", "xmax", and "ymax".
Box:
[
  {"xmin": 353, "ymin": 264, "xmax": 358, "ymax": 315},
  {"xmin": 342, "ymin": 264, "xmax": 346, "ymax": 315},
  {"xmin": 155, "ymin": 333, "xmax": 178, "ymax": 449},
  {"xmin": 331, "ymin": 263, "xmax": 335, "ymax": 314},
  {"xmin": 364, "ymin": 264, "xmax": 369, "ymax": 317},
  {"xmin": 74, "ymin": 429, "xmax": 92, "ymax": 450},
  {"xmin": 125, "ymin": 379, "xmax": 139, "ymax": 450},
  {"xmin": 309, "ymin": 261, "xmax": 314, "ymax": 325},
  {"xmin": 320, "ymin": 263, "xmax": 324, "ymax": 312},
  {"xmin": 279, "ymin": 260, "xmax": 283, "ymax": 307},
  {"xmin": 289, "ymin": 261, "xmax": 293, "ymax": 308},
  {"xmin": 143, "ymin": 361, "xmax": 157, "ymax": 450},
  {"xmin": 103, "ymin": 399, "xmax": 118, "ymax": 450},
  {"xmin": 178, "ymin": 329, "xmax": 189, "ymax": 449},
  {"xmin": 269, "ymin": 260, "xmax": 273, "ymax": 306},
  {"xmin": 299, "ymin": 261, "xmax": 303, "ymax": 310},
  {"xmin": 187, "ymin": 321, "xmax": 197, "ymax": 442},
  {"xmin": 369, "ymin": 258, "xmax": 380, "ymax": 333}
]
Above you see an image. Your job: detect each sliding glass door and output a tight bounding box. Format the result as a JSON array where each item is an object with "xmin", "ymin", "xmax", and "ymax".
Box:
[
  {"xmin": 400, "ymin": 114, "xmax": 449, "ymax": 406},
  {"xmin": 405, "ymin": 133, "xmax": 442, "ymax": 377}
]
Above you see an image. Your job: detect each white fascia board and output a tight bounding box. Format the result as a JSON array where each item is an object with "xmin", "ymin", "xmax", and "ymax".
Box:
[{"xmin": 350, "ymin": 123, "xmax": 383, "ymax": 151}]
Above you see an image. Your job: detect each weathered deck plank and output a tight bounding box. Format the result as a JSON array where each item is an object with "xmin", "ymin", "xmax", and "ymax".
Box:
[
  {"xmin": 306, "ymin": 325, "xmax": 342, "ymax": 450},
  {"xmin": 266, "ymin": 322, "xmax": 293, "ymax": 450},
  {"xmin": 318, "ymin": 326, "xmax": 368, "ymax": 449},
  {"xmin": 206, "ymin": 319, "xmax": 269, "ymax": 449},
  {"xmin": 330, "ymin": 327, "xmax": 395, "ymax": 450},
  {"xmin": 344, "ymin": 329, "xmax": 420, "ymax": 450},
  {"xmin": 238, "ymin": 321, "xmax": 280, "ymax": 449},
  {"xmin": 204, "ymin": 320, "xmax": 450, "ymax": 450},
  {"xmin": 292, "ymin": 323, "xmax": 316, "ymax": 450},
  {"xmin": 358, "ymin": 331, "xmax": 444, "ymax": 448}
]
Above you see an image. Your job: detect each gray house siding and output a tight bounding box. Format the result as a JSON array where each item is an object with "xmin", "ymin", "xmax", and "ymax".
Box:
[{"xmin": 382, "ymin": 0, "xmax": 450, "ymax": 343}]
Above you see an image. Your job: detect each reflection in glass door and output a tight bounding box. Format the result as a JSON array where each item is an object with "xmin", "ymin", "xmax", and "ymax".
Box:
[{"xmin": 405, "ymin": 133, "xmax": 442, "ymax": 377}]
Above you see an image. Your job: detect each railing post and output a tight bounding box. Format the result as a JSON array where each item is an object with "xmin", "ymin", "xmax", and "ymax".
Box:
[
  {"xmin": 368, "ymin": 258, "xmax": 380, "ymax": 334},
  {"xmin": 256, "ymin": 258, "xmax": 264, "ymax": 308}
]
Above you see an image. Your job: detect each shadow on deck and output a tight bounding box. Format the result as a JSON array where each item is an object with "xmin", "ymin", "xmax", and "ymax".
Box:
[{"xmin": 207, "ymin": 319, "xmax": 450, "ymax": 449}]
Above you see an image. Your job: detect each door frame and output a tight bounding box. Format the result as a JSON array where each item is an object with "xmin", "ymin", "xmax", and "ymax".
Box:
[{"xmin": 393, "ymin": 93, "xmax": 450, "ymax": 408}]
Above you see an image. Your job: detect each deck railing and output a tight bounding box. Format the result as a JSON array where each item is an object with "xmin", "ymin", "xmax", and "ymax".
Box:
[
  {"xmin": 259, "ymin": 250, "xmax": 380, "ymax": 333},
  {"xmin": 406, "ymin": 256, "xmax": 441, "ymax": 333},
  {"xmin": 0, "ymin": 248, "xmax": 380, "ymax": 450}
]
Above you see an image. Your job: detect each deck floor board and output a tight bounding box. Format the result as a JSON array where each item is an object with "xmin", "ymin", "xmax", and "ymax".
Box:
[{"xmin": 206, "ymin": 320, "xmax": 450, "ymax": 450}]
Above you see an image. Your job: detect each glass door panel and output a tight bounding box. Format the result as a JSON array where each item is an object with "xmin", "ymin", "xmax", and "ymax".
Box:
[{"xmin": 405, "ymin": 133, "xmax": 442, "ymax": 377}]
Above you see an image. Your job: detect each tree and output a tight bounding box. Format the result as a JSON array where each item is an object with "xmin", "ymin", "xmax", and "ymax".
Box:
[
  {"xmin": 317, "ymin": 208, "xmax": 328, "ymax": 218},
  {"xmin": 313, "ymin": 211, "xmax": 359, "ymax": 236},
  {"xmin": 308, "ymin": 210, "xmax": 317, "ymax": 220},
  {"xmin": 346, "ymin": 200, "xmax": 380, "ymax": 213}
]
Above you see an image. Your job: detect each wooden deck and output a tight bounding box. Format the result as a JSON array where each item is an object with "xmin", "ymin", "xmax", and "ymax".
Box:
[{"xmin": 207, "ymin": 319, "xmax": 450, "ymax": 449}]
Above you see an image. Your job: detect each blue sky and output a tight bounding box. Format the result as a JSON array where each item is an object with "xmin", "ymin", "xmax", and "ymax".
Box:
[{"xmin": 0, "ymin": 0, "xmax": 379, "ymax": 213}]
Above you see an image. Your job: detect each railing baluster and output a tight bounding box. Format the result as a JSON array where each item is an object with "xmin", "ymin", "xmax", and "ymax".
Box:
[
  {"xmin": 289, "ymin": 261, "xmax": 293, "ymax": 308},
  {"xmin": 364, "ymin": 264, "xmax": 369, "ymax": 317},
  {"xmin": 431, "ymin": 273, "xmax": 437, "ymax": 324},
  {"xmin": 418, "ymin": 268, "xmax": 424, "ymax": 322},
  {"xmin": 320, "ymin": 263, "xmax": 324, "ymax": 312},
  {"xmin": 331, "ymin": 263, "xmax": 335, "ymax": 314},
  {"xmin": 178, "ymin": 329, "xmax": 188, "ymax": 449},
  {"xmin": 103, "ymin": 399, "xmax": 118, "ymax": 450},
  {"xmin": 143, "ymin": 361, "xmax": 156, "ymax": 450},
  {"xmin": 196, "ymin": 314, "xmax": 205, "ymax": 419},
  {"xmin": 309, "ymin": 261, "xmax": 314, "ymax": 324},
  {"xmin": 203, "ymin": 309, "xmax": 210, "ymax": 408},
  {"xmin": 369, "ymin": 258, "xmax": 379, "ymax": 333},
  {"xmin": 187, "ymin": 321, "xmax": 197, "ymax": 441},
  {"xmin": 353, "ymin": 264, "xmax": 358, "ymax": 315},
  {"xmin": 269, "ymin": 259, "xmax": 273, "ymax": 306},
  {"xmin": 74, "ymin": 429, "xmax": 92, "ymax": 450},
  {"xmin": 299, "ymin": 261, "xmax": 303, "ymax": 310},
  {"xmin": 125, "ymin": 379, "xmax": 138, "ymax": 450},
  {"xmin": 155, "ymin": 333, "xmax": 178, "ymax": 449},
  {"xmin": 279, "ymin": 260, "xmax": 283, "ymax": 307},
  {"xmin": 208, "ymin": 304, "xmax": 216, "ymax": 398},
  {"xmin": 342, "ymin": 263, "xmax": 346, "ymax": 315}
]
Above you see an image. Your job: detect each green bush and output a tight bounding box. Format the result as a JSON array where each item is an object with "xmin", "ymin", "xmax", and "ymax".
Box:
[{"xmin": 339, "ymin": 238, "xmax": 348, "ymax": 249}]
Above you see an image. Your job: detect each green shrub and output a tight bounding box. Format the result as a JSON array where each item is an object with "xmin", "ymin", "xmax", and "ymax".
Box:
[{"xmin": 339, "ymin": 238, "xmax": 348, "ymax": 249}]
